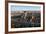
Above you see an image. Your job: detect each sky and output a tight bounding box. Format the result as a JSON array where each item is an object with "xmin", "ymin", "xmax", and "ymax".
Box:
[{"xmin": 11, "ymin": 5, "xmax": 41, "ymax": 11}]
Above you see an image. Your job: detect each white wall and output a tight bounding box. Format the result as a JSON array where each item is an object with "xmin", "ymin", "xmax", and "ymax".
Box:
[
  {"xmin": 0, "ymin": 0, "xmax": 5, "ymax": 34},
  {"xmin": 0, "ymin": 0, "xmax": 46, "ymax": 34}
]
